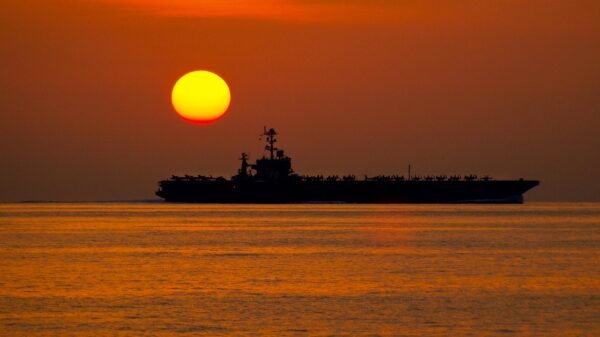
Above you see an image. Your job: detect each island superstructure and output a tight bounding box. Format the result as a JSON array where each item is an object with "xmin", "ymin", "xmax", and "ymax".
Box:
[{"xmin": 156, "ymin": 128, "xmax": 539, "ymax": 203}]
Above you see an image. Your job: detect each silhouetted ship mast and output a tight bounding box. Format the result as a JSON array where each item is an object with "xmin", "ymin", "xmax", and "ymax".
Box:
[{"xmin": 156, "ymin": 128, "xmax": 539, "ymax": 203}]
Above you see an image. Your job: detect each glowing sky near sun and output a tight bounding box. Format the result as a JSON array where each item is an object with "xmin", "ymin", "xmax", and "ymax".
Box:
[
  {"xmin": 92, "ymin": 0, "xmax": 426, "ymax": 22},
  {"xmin": 89, "ymin": 0, "xmax": 600, "ymax": 27},
  {"xmin": 96, "ymin": 0, "xmax": 308, "ymax": 19}
]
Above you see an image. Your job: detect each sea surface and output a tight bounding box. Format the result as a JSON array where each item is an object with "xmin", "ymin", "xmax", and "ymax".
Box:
[{"xmin": 0, "ymin": 203, "xmax": 599, "ymax": 336}]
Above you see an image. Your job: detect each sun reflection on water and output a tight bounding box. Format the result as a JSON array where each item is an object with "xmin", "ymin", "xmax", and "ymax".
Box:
[{"xmin": 0, "ymin": 203, "xmax": 599, "ymax": 336}]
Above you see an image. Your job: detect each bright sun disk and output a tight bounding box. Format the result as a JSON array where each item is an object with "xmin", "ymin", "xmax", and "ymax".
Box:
[{"xmin": 171, "ymin": 70, "xmax": 231, "ymax": 124}]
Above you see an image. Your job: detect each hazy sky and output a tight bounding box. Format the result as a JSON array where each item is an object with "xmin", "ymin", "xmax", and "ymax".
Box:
[{"xmin": 1, "ymin": 0, "xmax": 599, "ymax": 201}]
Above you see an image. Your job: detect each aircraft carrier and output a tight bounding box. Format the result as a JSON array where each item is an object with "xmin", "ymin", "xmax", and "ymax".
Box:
[{"xmin": 156, "ymin": 128, "xmax": 539, "ymax": 203}]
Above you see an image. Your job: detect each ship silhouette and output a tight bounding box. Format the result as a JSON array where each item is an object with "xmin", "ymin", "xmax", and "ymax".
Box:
[{"xmin": 156, "ymin": 128, "xmax": 539, "ymax": 203}]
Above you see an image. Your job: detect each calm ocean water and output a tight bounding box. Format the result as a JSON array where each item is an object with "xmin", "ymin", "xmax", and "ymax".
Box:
[{"xmin": 0, "ymin": 203, "xmax": 599, "ymax": 336}]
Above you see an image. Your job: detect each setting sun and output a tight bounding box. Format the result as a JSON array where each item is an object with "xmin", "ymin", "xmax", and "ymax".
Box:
[{"xmin": 171, "ymin": 70, "xmax": 231, "ymax": 124}]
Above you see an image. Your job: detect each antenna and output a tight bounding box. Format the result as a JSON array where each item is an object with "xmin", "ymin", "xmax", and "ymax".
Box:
[
  {"xmin": 238, "ymin": 152, "xmax": 249, "ymax": 176},
  {"xmin": 261, "ymin": 127, "xmax": 278, "ymax": 160}
]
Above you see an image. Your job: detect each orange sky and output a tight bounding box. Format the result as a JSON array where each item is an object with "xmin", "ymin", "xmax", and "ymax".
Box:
[{"xmin": 0, "ymin": 0, "xmax": 599, "ymax": 201}]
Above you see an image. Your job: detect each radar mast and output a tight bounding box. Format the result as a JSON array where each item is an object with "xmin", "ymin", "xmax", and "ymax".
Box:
[{"xmin": 261, "ymin": 127, "xmax": 278, "ymax": 160}]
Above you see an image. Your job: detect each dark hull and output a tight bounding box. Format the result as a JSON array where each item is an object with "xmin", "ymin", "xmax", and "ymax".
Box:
[{"xmin": 156, "ymin": 180, "xmax": 539, "ymax": 204}]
